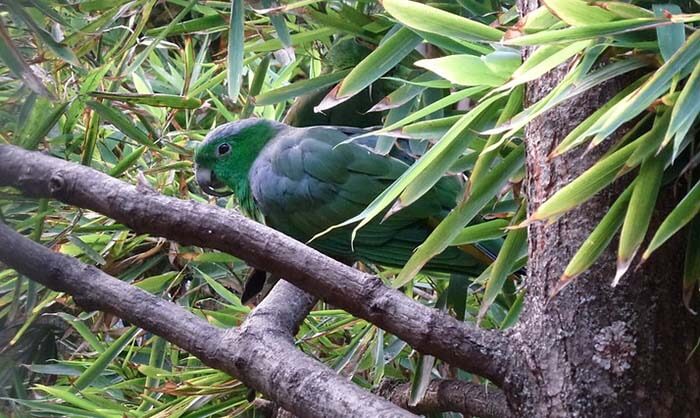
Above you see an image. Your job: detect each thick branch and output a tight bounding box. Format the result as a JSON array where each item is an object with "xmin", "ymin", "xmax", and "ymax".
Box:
[
  {"xmin": 0, "ymin": 144, "xmax": 511, "ymax": 384},
  {"xmin": 0, "ymin": 222, "xmax": 414, "ymax": 418},
  {"xmin": 381, "ymin": 379, "xmax": 510, "ymax": 418}
]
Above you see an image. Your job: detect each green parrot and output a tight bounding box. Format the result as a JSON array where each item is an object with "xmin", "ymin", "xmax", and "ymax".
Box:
[{"xmin": 195, "ymin": 118, "xmax": 492, "ymax": 300}]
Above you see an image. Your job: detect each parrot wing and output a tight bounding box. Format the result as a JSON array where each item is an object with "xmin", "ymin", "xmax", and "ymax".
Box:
[{"xmin": 249, "ymin": 125, "xmax": 486, "ymax": 275}]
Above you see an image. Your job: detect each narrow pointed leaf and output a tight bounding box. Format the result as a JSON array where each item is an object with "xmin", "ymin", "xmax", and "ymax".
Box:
[
  {"xmin": 505, "ymin": 17, "xmax": 670, "ymax": 45},
  {"xmin": 643, "ymin": 180, "xmax": 700, "ymax": 259},
  {"xmin": 614, "ymin": 153, "xmax": 665, "ymax": 285},
  {"xmin": 478, "ymin": 206, "xmax": 527, "ymax": 323},
  {"xmin": 653, "ymin": 4, "xmax": 684, "ymax": 62},
  {"xmin": 451, "ymin": 219, "xmax": 510, "ymax": 245},
  {"xmin": 254, "ymin": 69, "xmax": 350, "ymax": 106},
  {"xmin": 368, "ymin": 72, "xmax": 438, "ymax": 112},
  {"xmin": 71, "ymin": 327, "xmax": 139, "ymax": 391},
  {"xmin": 665, "ymin": 61, "xmax": 700, "ymax": 158},
  {"xmin": 317, "ymin": 27, "xmax": 421, "ymax": 111},
  {"xmin": 531, "ymin": 138, "xmax": 640, "ymax": 221},
  {"xmin": 89, "ymin": 92, "xmax": 202, "ymax": 109},
  {"xmin": 396, "ymin": 145, "xmax": 525, "ymax": 285},
  {"xmin": 0, "ymin": 21, "xmax": 51, "ymax": 97},
  {"xmin": 86, "ymin": 101, "xmax": 156, "ymax": 149},
  {"xmin": 416, "ymin": 50, "xmax": 520, "ymax": 87},
  {"xmin": 586, "ymin": 31, "xmax": 700, "ymax": 144},
  {"xmin": 542, "ymin": 0, "xmax": 617, "ymax": 26},
  {"xmin": 683, "ymin": 217, "xmax": 700, "ymax": 310},
  {"xmin": 228, "ymin": 0, "xmax": 245, "ymax": 100},
  {"xmin": 555, "ymin": 182, "xmax": 635, "ymax": 295},
  {"xmin": 382, "ymin": 0, "xmax": 504, "ymax": 42}
]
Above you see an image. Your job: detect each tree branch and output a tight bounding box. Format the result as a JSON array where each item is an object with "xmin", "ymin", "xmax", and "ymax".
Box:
[
  {"xmin": 0, "ymin": 221, "xmax": 416, "ymax": 418},
  {"xmin": 0, "ymin": 144, "xmax": 511, "ymax": 384},
  {"xmin": 380, "ymin": 379, "xmax": 510, "ymax": 418}
]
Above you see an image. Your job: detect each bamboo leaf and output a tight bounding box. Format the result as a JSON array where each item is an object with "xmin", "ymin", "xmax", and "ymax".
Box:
[
  {"xmin": 584, "ymin": 31, "xmax": 700, "ymax": 145},
  {"xmin": 368, "ymin": 72, "xmax": 437, "ymax": 112},
  {"xmin": 643, "ymin": 180, "xmax": 700, "ymax": 260},
  {"xmin": 382, "ymin": 0, "xmax": 504, "ymax": 42},
  {"xmin": 396, "ymin": 145, "xmax": 525, "ymax": 285},
  {"xmin": 86, "ymin": 101, "xmax": 156, "ymax": 149},
  {"xmin": 451, "ymin": 219, "xmax": 510, "ymax": 245},
  {"xmin": 683, "ymin": 217, "xmax": 700, "ymax": 311},
  {"xmin": 71, "ymin": 327, "xmax": 139, "ymax": 391},
  {"xmin": 477, "ymin": 205, "xmax": 527, "ymax": 323},
  {"xmin": 505, "ymin": 17, "xmax": 670, "ymax": 45},
  {"xmin": 228, "ymin": 0, "xmax": 245, "ymax": 101},
  {"xmin": 0, "ymin": 21, "xmax": 51, "ymax": 97},
  {"xmin": 542, "ymin": 0, "xmax": 617, "ymax": 26},
  {"xmin": 5, "ymin": 2, "xmax": 80, "ymax": 66},
  {"xmin": 653, "ymin": 4, "xmax": 685, "ymax": 62},
  {"xmin": 255, "ymin": 71, "xmax": 350, "ymax": 106},
  {"xmin": 89, "ymin": 92, "xmax": 202, "ymax": 109},
  {"xmin": 531, "ymin": 138, "xmax": 640, "ymax": 221},
  {"xmin": 554, "ymin": 182, "xmax": 635, "ymax": 295},
  {"xmin": 665, "ymin": 61, "xmax": 700, "ymax": 159},
  {"xmin": 614, "ymin": 153, "xmax": 666, "ymax": 286},
  {"xmin": 316, "ymin": 27, "xmax": 421, "ymax": 111},
  {"xmin": 415, "ymin": 50, "xmax": 520, "ymax": 87}
]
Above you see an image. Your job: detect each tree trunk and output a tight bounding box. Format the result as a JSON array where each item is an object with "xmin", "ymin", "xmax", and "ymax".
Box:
[{"xmin": 507, "ymin": 1, "xmax": 700, "ymax": 415}]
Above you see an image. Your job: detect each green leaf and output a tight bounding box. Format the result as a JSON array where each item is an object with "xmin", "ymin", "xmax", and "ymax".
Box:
[
  {"xmin": 683, "ymin": 217, "xmax": 700, "ymax": 310},
  {"xmin": 196, "ymin": 268, "xmax": 241, "ymax": 306},
  {"xmin": 653, "ymin": 4, "xmax": 685, "ymax": 62},
  {"xmin": 228, "ymin": 0, "xmax": 245, "ymax": 101},
  {"xmin": 451, "ymin": 219, "xmax": 510, "ymax": 245},
  {"xmin": 255, "ymin": 70, "xmax": 350, "ymax": 106},
  {"xmin": 86, "ymin": 101, "xmax": 157, "ymax": 149},
  {"xmin": 382, "ymin": 0, "xmax": 504, "ymax": 42},
  {"xmin": 555, "ymin": 182, "xmax": 635, "ymax": 295},
  {"xmin": 415, "ymin": 50, "xmax": 520, "ymax": 87},
  {"xmin": 19, "ymin": 100, "xmax": 68, "ymax": 150},
  {"xmin": 89, "ymin": 92, "xmax": 202, "ymax": 109},
  {"xmin": 409, "ymin": 353, "xmax": 435, "ymax": 407},
  {"xmin": 5, "ymin": 2, "xmax": 80, "ymax": 66},
  {"xmin": 501, "ymin": 40, "xmax": 591, "ymax": 90},
  {"xmin": 643, "ymin": 180, "xmax": 700, "ymax": 260},
  {"xmin": 34, "ymin": 386, "xmax": 121, "ymax": 418},
  {"xmin": 542, "ymin": 0, "xmax": 617, "ymax": 26},
  {"xmin": 614, "ymin": 152, "xmax": 666, "ymax": 285},
  {"xmin": 0, "ymin": 21, "xmax": 51, "ymax": 97},
  {"xmin": 665, "ymin": 61, "xmax": 700, "ymax": 159},
  {"xmin": 109, "ymin": 146, "xmax": 147, "ymax": 177},
  {"xmin": 531, "ymin": 137, "xmax": 640, "ymax": 222},
  {"xmin": 368, "ymin": 72, "xmax": 438, "ymax": 112},
  {"xmin": 478, "ymin": 205, "xmax": 527, "ymax": 323},
  {"xmin": 584, "ymin": 30, "xmax": 700, "ymax": 144},
  {"xmin": 71, "ymin": 327, "xmax": 139, "ymax": 392},
  {"xmin": 505, "ymin": 17, "xmax": 670, "ymax": 45},
  {"xmin": 317, "ymin": 27, "xmax": 421, "ymax": 110},
  {"xmin": 396, "ymin": 145, "xmax": 525, "ymax": 285}
]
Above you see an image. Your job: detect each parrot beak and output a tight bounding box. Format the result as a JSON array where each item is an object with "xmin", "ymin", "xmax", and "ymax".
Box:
[{"xmin": 196, "ymin": 166, "xmax": 233, "ymax": 197}]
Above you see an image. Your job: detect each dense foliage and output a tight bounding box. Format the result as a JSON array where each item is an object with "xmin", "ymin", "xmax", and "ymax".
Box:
[{"xmin": 0, "ymin": 0, "xmax": 698, "ymax": 416}]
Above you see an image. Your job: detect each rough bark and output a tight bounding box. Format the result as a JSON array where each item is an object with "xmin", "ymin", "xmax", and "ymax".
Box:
[
  {"xmin": 0, "ymin": 144, "xmax": 511, "ymax": 385},
  {"xmin": 0, "ymin": 222, "xmax": 416, "ymax": 418},
  {"xmin": 507, "ymin": 1, "xmax": 700, "ymax": 414},
  {"xmin": 380, "ymin": 379, "xmax": 509, "ymax": 418}
]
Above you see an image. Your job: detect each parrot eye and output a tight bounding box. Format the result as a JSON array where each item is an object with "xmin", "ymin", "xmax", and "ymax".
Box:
[{"xmin": 217, "ymin": 143, "xmax": 231, "ymax": 156}]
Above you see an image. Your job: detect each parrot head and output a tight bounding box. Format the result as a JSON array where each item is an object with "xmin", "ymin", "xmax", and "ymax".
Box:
[{"xmin": 195, "ymin": 118, "xmax": 280, "ymax": 198}]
